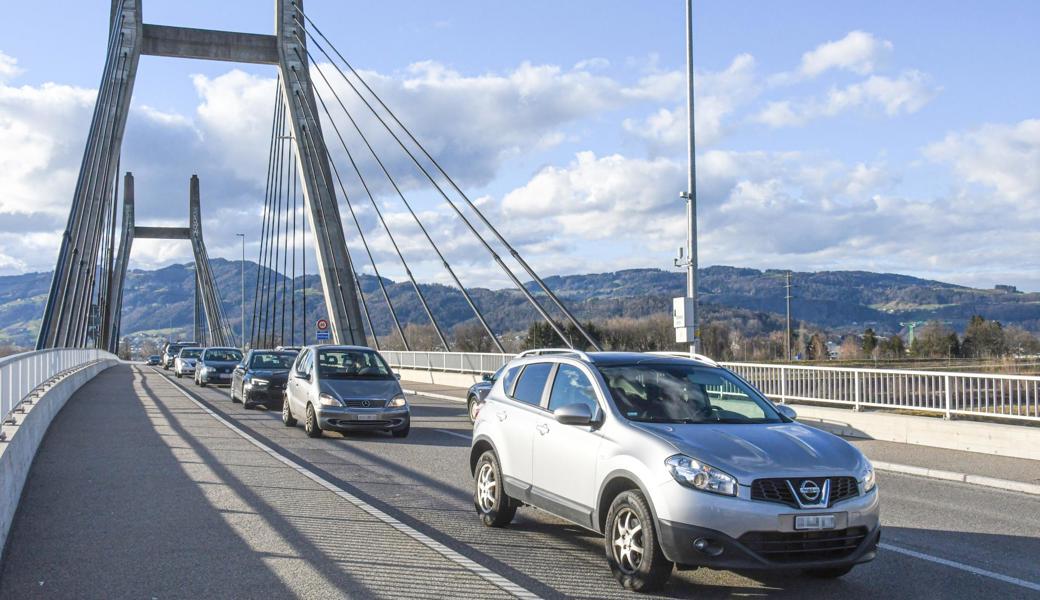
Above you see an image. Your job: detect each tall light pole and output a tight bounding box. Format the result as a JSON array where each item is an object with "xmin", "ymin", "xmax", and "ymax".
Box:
[
  {"xmin": 674, "ymin": 0, "xmax": 700, "ymax": 354},
  {"xmin": 236, "ymin": 233, "xmax": 245, "ymax": 348}
]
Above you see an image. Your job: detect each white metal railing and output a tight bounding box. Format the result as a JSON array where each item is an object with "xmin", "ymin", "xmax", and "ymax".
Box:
[
  {"xmin": 382, "ymin": 350, "xmax": 1040, "ymax": 423},
  {"xmin": 1, "ymin": 349, "xmax": 114, "ymax": 435}
]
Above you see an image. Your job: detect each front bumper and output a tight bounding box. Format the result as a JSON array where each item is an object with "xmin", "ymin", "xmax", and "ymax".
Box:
[
  {"xmin": 198, "ymin": 370, "xmax": 233, "ymax": 384},
  {"xmin": 243, "ymin": 386, "xmax": 286, "ymax": 405},
  {"xmin": 651, "ymin": 478, "xmax": 880, "ymax": 569},
  {"xmin": 316, "ymin": 406, "xmax": 410, "ymax": 431}
]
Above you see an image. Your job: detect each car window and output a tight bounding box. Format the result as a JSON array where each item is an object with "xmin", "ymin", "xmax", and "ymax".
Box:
[
  {"xmin": 511, "ymin": 363, "xmax": 553, "ymax": 406},
  {"xmin": 548, "ymin": 364, "xmax": 598, "ymax": 413},
  {"xmin": 490, "ymin": 366, "xmax": 505, "ymax": 381},
  {"xmin": 180, "ymin": 348, "xmax": 202, "ymax": 359},
  {"xmin": 203, "ymin": 349, "xmax": 243, "ymax": 362},
  {"xmin": 316, "ymin": 349, "xmax": 393, "ymax": 379},
  {"xmin": 500, "ymin": 366, "xmax": 521, "ymax": 396},
  {"xmin": 250, "ymin": 353, "xmax": 296, "ymax": 369},
  {"xmin": 296, "ymin": 350, "xmax": 312, "ymax": 375}
]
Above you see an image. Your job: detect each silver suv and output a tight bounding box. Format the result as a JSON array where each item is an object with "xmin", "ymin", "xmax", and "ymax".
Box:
[{"xmin": 470, "ymin": 350, "xmax": 880, "ymax": 592}]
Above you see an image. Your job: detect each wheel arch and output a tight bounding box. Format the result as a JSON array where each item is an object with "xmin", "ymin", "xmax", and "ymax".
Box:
[
  {"xmin": 469, "ymin": 435, "xmax": 499, "ymax": 476},
  {"xmin": 596, "ymin": 469, "xmax": 660, "ymax": 535}
]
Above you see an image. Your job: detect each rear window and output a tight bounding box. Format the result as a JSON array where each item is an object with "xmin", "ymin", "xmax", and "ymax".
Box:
[{"xmin": 511, "ymin": 363, "xmax": 553, "ymax": 406}]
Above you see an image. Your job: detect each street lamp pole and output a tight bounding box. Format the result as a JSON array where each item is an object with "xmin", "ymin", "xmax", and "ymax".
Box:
[
  {"xmin": 236, "ymin": 233, "xmax": 245, "ymax": 348},
  {"xmin": 673, "ymin": 0, "xmax": 700, "ymax": 355}
]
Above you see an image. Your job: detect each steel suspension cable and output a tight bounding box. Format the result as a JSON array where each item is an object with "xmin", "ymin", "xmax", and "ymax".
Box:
[
  {"xmin": 293, "ymin": 26, "xmax": 579, "ymax": 349},
  {"xmin": 264, "ymin": 100, "xmax": 289, "ymax": 346},
  {"xmin": 285, "ymin": 67, "xmax": 389, "ymax": 350},
  {"xmin": 251, "ymin": 82, "xmax": 282, "ymax": 347},
  {"xmin": 290, "ymin": 155, "xmax": 297, "ymax": 346},
  {"xmin": 258, "ymin": 89, "xmax": 286, "ymax": 347},
  {"xmin": 300, "ymin": 46, "xmax": 507, "ymax": 352},
  {"xmin": 280, "ymin": 137, "xmax": 293, "ymax": 345}
]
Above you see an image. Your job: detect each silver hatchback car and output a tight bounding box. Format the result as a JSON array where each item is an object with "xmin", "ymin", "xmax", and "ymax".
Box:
[
  {"xmin": 470, "ymin": 350, "xmax": 880, "ymax": 592},
  {"xmin": 282, "ymin": 345, "xmax": 410, "ymax": 438}
]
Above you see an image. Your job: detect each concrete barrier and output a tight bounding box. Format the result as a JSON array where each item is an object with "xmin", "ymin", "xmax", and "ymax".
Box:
[
  {"xmin": 0, "ymin": 359, "xmax": 118, "ymax": 561},
  {"xmin": 790, "ymin": 404, "xmax": 1040, "ymax": 461},
  {"xmin": 397, "ymin": 368, "xmax": 483, "ymax": 389}
]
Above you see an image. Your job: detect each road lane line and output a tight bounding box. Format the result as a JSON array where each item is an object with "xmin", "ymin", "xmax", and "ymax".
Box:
[
  {"xmin": 436, "ymin": 429, "xmax": 472, "ymax": 440},
  {"xmin": 152, "ymin": 368, "xmax": 540, "ymax": 600},
  {"xmin": 880, "ymin": 543, "xmax": 1040, "ymax": 592}
]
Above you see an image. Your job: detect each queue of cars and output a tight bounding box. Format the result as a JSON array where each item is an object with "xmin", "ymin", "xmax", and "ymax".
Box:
[{"xmin": 148, "ymin": 341, "xmax": 879, "ymax": 592}]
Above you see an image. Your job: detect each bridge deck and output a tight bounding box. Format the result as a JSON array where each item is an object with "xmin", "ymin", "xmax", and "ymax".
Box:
[
  {"xmin": 0, "ymin": 365, "xmax": 509, "ymax": 599},
  {"xmin": 2, "ymin": 365, "xmax": 1039, "ymax": 599}
]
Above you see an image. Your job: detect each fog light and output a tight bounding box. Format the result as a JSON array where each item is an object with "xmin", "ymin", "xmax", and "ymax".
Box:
[{"xmin": 693, "ymin": 537, "xmax": 724, "ymax": 557}]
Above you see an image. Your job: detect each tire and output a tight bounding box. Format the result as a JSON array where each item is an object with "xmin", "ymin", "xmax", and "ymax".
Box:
[
  {"xmin": 804, "ymin": 566, "xmax": 854, "ymax": 579},
  {"xmin": 175, "ymin": 372, "xmax": 181, "ymax": 379},
  {"xmin": 282, "ymin": 398, "xmax": 297, "ymax": 427},
  {"xmin": 467, "ymin": 396, "xmax": 479, "ymax": 423},
  {"xmin": 391, "ymin": 424, "xmax": 410, "ymax": 438},
  {"xmin": 604, "ymin": 490, "xmax": 673, "ymax": 592},
  {"xmin": 304, "ymin": 404, "xmax": 322, "ymax": 438},
  {"xmin": 473, "ymin": 451, "xmax": 517, "ymax": 527}
]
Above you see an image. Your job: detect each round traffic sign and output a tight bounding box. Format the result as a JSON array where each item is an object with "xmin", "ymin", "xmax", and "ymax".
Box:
[{"xmin": 316, "ymin": 319, "xmax": 329, "ymax": 331}]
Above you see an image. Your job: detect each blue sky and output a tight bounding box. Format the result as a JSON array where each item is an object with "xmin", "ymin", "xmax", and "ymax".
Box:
[{"xmin": 1, "ymin": 0, "xmax": 1038, "ymax": 290}]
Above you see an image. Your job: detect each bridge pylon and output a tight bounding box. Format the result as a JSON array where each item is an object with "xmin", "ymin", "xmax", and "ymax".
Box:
[{"xmin": 38, "ymin": 0, "xmax": 366, "ymax": 349}]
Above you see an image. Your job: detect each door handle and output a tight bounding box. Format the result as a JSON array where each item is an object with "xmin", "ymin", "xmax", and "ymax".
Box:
[
  {"xmin": 496, "ymin": 411, "xmax": 508, "ymax": 421},
  {"xmin": 536, "ymin": 423, "xmax": 550, "ymax": 435}
]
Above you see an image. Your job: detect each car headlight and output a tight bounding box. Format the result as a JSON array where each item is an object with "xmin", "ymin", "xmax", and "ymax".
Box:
[
  {"xmin": 319, "ymin": 393, "xmax": 342, "ymax": 407},
  {"xmin": 200, "ymin": 366, "xmax": 212, "ymax": 374},
  {"xmin": 387, "ymin": 393, "xmax": 408, "ymax": 408},
  {"xmin": 248, "ymin": 378, "xmax": 270, "ymax": 387},
  {"xmin": 861, "ymin": 464, "xmax": 876, "ymax": 492},
  {"xmin": 665, "ymin": 455, "xmax": 738, "ymax": 496}
]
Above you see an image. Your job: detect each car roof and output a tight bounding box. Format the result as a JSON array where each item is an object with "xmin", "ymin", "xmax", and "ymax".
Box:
[
  {"xmin": 513, "ymin": 351, "xmax": 718, "ymax": 368},
  {"xmin": 304, "ymin": 344, "xmax": 377, "ymax": 351}
]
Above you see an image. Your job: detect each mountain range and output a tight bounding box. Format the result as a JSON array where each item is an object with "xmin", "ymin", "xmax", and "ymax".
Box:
[{"xmin": 1, "ymin": 260, "xmax": 1037, "ymax": 348}]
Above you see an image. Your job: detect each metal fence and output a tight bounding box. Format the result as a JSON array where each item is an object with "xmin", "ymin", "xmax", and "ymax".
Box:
[
  {"xmin": 1, "ymin": 349, "xmax": 114, "ymax": 434},
  {"xmin": 382, "ymin": 350, "xmax": 1040, "ymax": 423}
]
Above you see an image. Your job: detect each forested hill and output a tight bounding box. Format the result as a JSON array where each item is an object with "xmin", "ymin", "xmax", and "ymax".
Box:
[{"xmin": 0, "ymin": 261, "xmax": 1036, "ymax": 348}]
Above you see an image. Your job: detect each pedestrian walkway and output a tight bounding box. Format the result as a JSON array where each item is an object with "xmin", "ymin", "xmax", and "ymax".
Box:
[{"xmin": 0, "ymin": 365, "xmax": 512, "ymax": 599}]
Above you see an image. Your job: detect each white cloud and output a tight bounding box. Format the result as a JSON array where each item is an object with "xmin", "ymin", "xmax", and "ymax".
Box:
[
  {"xmin": 798, "ymin": 31, "xmax": 893, "ymax": 78},
  {"xmin": 754, "ymin": 71, "xmax": 938, "ymax": 127},
  {"xmin": 925, "ymin": 119, "xmax": 1040, "ymax": 202},
  {"xmin": 0, "ymin": 51, "xmax": 22, "ymax": 82}
]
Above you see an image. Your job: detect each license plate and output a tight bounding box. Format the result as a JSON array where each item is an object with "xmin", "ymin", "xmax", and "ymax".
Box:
[
  {"xmin": 795, "ymin": 515, "xmax": 836, "ymax": 530},
  {"xmin": 357, "ymin": 414, "xmax": 379, "ymax": 421}
]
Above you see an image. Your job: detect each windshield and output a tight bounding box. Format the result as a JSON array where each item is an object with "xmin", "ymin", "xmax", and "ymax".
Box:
[
  {"xmin": 250, "ymin": 353, "xmax": 296, "ymax": 370},
  {"xmin": 203, "ymin": 349, "xmax": 243, "ymax": 362},
  {"xmin": 180, "ymin": 348, "xmax": 202, "ymax": 359},
  {"xmin": 598, "ymin": 363, "xmax": 782, "ymax": 424},
  {"xmin": 317, "ymin": 349, "xmax": 393, "ymax": 380}
]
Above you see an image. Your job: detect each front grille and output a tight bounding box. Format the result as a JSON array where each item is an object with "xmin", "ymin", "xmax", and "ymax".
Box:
[
  {"xmin": 751, "ymin": 476, "xmax": 859, "ymax": 508},
  {"xmin": 344, "ymin": 399, "xmax": 386, "ymax": 408},
  {"xmin": 739, "ymin": 527, "xmax": 868, "ymax": 563}
]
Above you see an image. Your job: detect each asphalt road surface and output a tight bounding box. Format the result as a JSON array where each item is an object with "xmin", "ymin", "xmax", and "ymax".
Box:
[{"xmin": 2, "ymin": 364, "xmax": 1038, "ymax": 599}]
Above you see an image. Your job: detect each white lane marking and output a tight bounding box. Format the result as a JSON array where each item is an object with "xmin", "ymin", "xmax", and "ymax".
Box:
[
  {"xmin": 436, "ymin": 429, "xmax": 472, "ymax": 441},
  {"xmin": 880, "ymin": 543, "xmax": 1040, "ymax": 592},
  {"xmin": 403, "ymin": 388, "xmax": 466, "ymax": 403},
  {"xmin": 151, "ymin": 368, "xmax": 540, "ymax": 600}
]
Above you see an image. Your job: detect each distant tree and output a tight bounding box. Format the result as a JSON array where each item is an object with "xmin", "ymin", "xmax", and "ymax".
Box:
[
  {"xmin": 140, "ymin": 339, "xmax": 160, "ymax": 358},
  {"xmin": 1003, "ymin": 326, "xmax": 1040, "ymax": 356},
  {"xmin": 909, "ymin": 321, "xmax": 959, "ymax": 358},
  {"xmin": 838, "ymin": 335, "xmax": 862, "ymax": 359},
  {"xmin": 523, "ymin": 321, "xmax": 558, "ymax": 350},
  {"xmin": 118, "ymin": 339, "xmax": 132, "ymax": 361},
  {"xmin": 879, "ymin": 334, "xmax": 906, "ymax": 358},
  {"xmin": 961, "ymin": 315, "xmax": 1006, "ymax": 358},
  {"xmin": 700, "ymin": 323, "xmax": 733, "ymax": 361},
  {"xmin": 806, "ymin": 332, "xmax": 828, "ymax": 360},
  {"xmin": 861, "ymin": 328, "xmax": 878, "ymax": 355},
  {"xmin": 452, "ymin": 321, "xmax": 497, "ymax": 352},
  {"xmin": 403, "ymin": 323, "xmax": 447, "ymax": 351}
]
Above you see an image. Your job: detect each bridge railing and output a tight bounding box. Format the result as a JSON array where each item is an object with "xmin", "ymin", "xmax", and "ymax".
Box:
[
  {"xmin": 381, "ymin": 350, "xmax": 1040, "ymax": 423},
  {"xmin": 1, "ymin": 349, "xmax": 114, "ymax": 432}
]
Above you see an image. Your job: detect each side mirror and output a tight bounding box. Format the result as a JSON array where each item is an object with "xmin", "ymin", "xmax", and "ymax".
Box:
[
  {"xmin": 776, "ymin": 404, "xmax": 797, "ymax": 421},
  {"xmin": 481, "ymin": 373, "xmax": 493, "ymax": 382},
  {"xmin": 295, "ymin": 371, "xmax": 310, "ymax": 381},
  {"xmin": 554, "ymin": 403, "xmax": 596, "ymax": 427},
  {"xmin": 394, "ymin": 373, "xmax": 402, "ymax": 380}
]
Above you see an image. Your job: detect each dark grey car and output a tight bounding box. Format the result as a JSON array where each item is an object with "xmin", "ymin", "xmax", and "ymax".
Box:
[
  {"xmin": 466, "ymin": 365, "xmax": 505, "ymax": 423},
  {"xmin": 194, "ymin": 347, "xmax": 244, "ymax": 387},
  {"xmin": 230, "ymin": 350, "xmax": 296, "ymax": 409}
]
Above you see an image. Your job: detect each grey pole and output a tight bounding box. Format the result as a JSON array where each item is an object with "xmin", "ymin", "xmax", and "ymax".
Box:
[
  {"xmin": 237, "ymin": 233, "xmax": 245, "ymax": 347},
  {"xmin": 785, "ymin": 271, "xmax": 792, "ymax": 361},
  {"xmin": 684, "ymin": 0, "xmax": 699, "ymax": 354}
]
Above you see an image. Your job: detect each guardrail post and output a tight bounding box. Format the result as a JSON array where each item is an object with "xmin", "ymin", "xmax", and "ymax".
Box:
[
  {"xmin": 853, "ymin": 371, "xmax": 861, "ymax": 412},
  {"xmin": 944, "ymin": 375, "xmax": 952, "ymax": 420},
  {"xmin": 779, "ymin": 367, "xmax": 787, "ymax": 404}
]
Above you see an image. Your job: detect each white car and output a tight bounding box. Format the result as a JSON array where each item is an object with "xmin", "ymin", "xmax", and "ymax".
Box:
[{"xmin": 174, "ymin": 347, "xmax": 203, "ymax": 378}]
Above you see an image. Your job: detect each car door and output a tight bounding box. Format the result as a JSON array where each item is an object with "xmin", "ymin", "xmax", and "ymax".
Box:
[
  {"xmin": 531, "ymin": 363, "xmax": 604, "ymax": 527},
  {"xmin": 495, "ymin": 362, "xmax": 553, "ymax": 498},
  {"xmin": 288, "ymin": 349, "xmax": 312, "ymax": 413},
  {"xmin": 233, "ymin": 352, "xmax": 250, "ymax": 396}
]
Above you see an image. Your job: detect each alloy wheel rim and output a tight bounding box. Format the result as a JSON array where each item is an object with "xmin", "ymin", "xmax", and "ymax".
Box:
[
  {"xmin": 469, "ymin": 399, "xmax": 478, "ymax": 420},
  {"xmin": 611, "ymin": 507, "xmax": 644, "ymax": 574},
  {"xmin": 476, "ymin": 463, "xmax": 496, "ymax": 512}
]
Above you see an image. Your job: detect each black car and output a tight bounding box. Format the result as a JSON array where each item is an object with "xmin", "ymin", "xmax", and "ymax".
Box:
[
  {"xmin": 146, "ymin": 355, "xmax": 161, "ymax": 366},
  {"xmin": 230, "ymin": 350, "xmax": 297, "ymax": 409},
  {"xmin": 466, "ymin": 365, "xmax": 505, "ymax": 423}
]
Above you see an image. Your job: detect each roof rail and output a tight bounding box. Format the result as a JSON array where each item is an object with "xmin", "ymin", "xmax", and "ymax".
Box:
[
  {"xmin": 646, "ymin": 351, "xmax": 719, "ymax": 367},
  {"xmin": 515, "ymin": 348, "xmax": 593, "ymax": 362}
]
